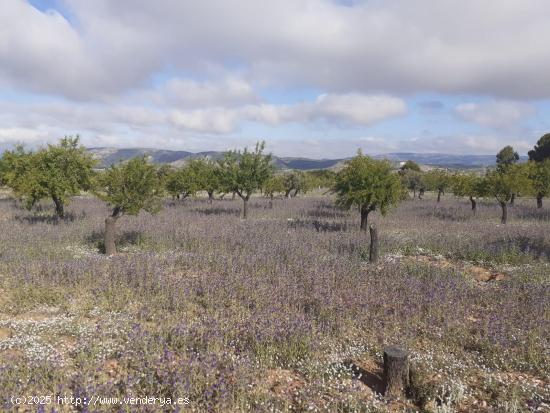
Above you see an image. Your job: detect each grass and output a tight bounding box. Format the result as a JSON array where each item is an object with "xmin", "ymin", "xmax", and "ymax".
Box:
[{"xmin": 0, "ymin": 193, "xmax": 548, "ymax": 412}]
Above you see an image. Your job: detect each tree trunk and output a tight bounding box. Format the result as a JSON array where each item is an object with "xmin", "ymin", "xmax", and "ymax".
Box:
[
  {"xmin": 419, "ymin": 189, "xmax": 424, "ymax": 200},
  {"xmin": 293, "ymin": 188, "xmax": 300, "ymax": 197},
  {"xmin": 383, "ymin": 346, "xmax": 410, "ymax": 399},
  {"xmin": 500, "ymin": 201, "xmax": 508, "ymax": 224},
  {"xmin": 285, "ymin": 189, "xmax": 293, "ymax": 198},
  {"xmin": 369, "ymin": 224, "xmax": 379, "ymax": 263},
  {"xmin": 104, "ymin": 216, "xmax": 118, "ymax": 256},
  {"xmin": 232, "ymin": 191, "xmax": 236, "ymax": 200},
  {"xmin": 469, "ymin": 196, "xmax": 477, "ymax": 215},
  {"xmin": 242, "ymin": 197, "xmax": 249, "ymax": 219},
  {"xmin": 52, "ymin": 196, "xmax": 64, "ymax": 218},
  {"xmin": 437, "ymin": 189, "xmax": 442, "ymax": 203},
  {"xmin": 537, "ymin": 193, "xmax": 543, "ymax": 208},
  {"xmin": 269, "ymin": 194, "xmax": 274, "ymax": 209},
  {"xmin": 413, "ymin": 188, "xmax": 416, "ymax": 199},
  {"xmin": 208, "ymin": 191, "xmax": 214, "ymax": 204},
  {"xmin": 360, "ymin": 206, "xmax": 371, "ymax": 231},
  {"xmin": 510, "ymin": 193, "xmax": 515, "ymax": 205}
]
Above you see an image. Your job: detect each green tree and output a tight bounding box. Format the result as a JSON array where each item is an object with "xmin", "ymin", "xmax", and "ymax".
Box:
[
  {"xmin": 94, "ymin": 157, "xmax": 163, "ymax": 255},
  {"xmin": 528, "ymin": 134, "xmax": 550, "ymax": 207},
  {"xmin": 263, "ymin": 174, "xmax": 286, "ymax": 208},
  {"xmin": 527, "ymin": 160, "xmax": 550, "ymax": 208},
  {"xmin": 333, "ymin": 153, "xmax": 404, "ymax": 230},
  {"xmin": 165, "ymin": 164, "xmax": 200, "ymax": 200},
  {"xmin": 217, "ymin": 141, "xmax": 273, "ymax": 219},
  {"xmin": 0, "ymin": 137, "xmax": 95, "ymax": 217},
  {"xmin": 400, "ymin": 170, "xmax": 424, "ymax": 199},
  {"xmin": 451, "ymin": 172, "xmax": 486, "ymax": 214},
  {"xmin": 282, "ymin": 170, "xmax": 311, "ymax": 198},
  {"xmin": 400, "ymin": 160, "xmax": 421, "ymax": 172},
  {"xmin": 424, "ymin": 169, "xmax": 451, "ymax": 203},
  {"xmin": 188, "ymin": 158, "xmax": 220, "ymax": 203},
  {"xmin": 1, "ymin": 146, "xmax": 47, "ymax": 209},
  {"xmin": 34, "ymin": 136, "xmax": 96, "ymax": 217},
  {"xmin": 496, "ymin": 145, "xmax": 520, "ymax": 172},
  {"xmin": 528, "ymin": 133, "xmax": 550, "ymax": 162},
  {"xmin": 485, "ymin": 164, "xmax": 531, "ymax": 224}
]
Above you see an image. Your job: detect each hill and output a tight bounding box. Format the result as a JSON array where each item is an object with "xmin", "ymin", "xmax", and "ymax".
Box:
[{"xmin": 88, "ymin": 147, "xmax": 497, "ymax": 170}]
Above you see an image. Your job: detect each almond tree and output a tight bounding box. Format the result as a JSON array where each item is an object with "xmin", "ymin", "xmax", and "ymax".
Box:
[
  {"xmin": 485, "ymin": 163, "xmax": 531, "ymax": 224},
  {"xmin": 451, "ymin": 172, "xmax": 486, "ymax": 214},
  {"xmin": 217, "ymin": 142, "xmax": 273, "ymax": 219},
  {"xmin": 0, "ymin": 136, "xmax": 95, "ymax": 217},
  {"xmin": 94, "ymin": 156, "xmax": 163, "ymax": 255},
  {"xmin": 528, "ymin": 133, "xmax": 550, "ymax": 207},
  {"xmin": 333, "ymin": 153, "xmax": 404, "ymax": 230},
  {"xmin": 527, "ymin": 160, "xmax": 550, "ymax": 208},
  {"xmin": 424, "ymin": 169, "xmax": 451, "ymax": 203}
]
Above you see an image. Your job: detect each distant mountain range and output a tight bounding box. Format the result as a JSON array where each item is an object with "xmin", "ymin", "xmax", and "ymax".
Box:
[{"xmin": 88, "ymin": 147, "xmax": 497, "ymax": 170}]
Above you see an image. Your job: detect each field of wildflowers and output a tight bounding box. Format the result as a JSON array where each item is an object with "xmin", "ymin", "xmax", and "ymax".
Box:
[{"xmin": 0, "ymin": 193, "xmax": 548, "ymax": 412}]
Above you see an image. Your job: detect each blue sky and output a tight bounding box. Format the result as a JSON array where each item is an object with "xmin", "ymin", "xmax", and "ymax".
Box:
[{"xmin": 1, "ymin": 0, "xmax": 550, "ymax": 158}]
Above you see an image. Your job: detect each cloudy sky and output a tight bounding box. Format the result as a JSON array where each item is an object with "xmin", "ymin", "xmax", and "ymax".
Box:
[{"xmin": 1, "ymin": 0, "xmax": 549, "ymax": 158}]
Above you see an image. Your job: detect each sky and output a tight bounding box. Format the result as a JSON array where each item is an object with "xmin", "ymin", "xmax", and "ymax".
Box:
[{"xmin": 1, "ymin": 0, "xmax": 550, "ymax": 158}]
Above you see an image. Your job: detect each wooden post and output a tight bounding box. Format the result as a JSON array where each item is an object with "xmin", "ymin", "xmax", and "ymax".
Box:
[
  {"xmin": 383, "ymin": 346, "xmax": 409, "ymax": 399},
  {"xmin": 369, "ymin": 224, "xmax": 379, "ymax": 263}
]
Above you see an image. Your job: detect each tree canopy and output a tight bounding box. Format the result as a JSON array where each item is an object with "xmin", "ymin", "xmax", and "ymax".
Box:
[
  {"xmin": 0, "ymin": 136, "xmax": 95, "ymax": 217},
  {"xmin": 217, "ymin": 141, "xmax": 273, "ymax": 218},
  {"xmin": 333, "ymin": 153, "xmax": 404, "ymax": 230},
  {"xmin": 94, "ymin": 156, "xmax": 163, "ymax": 218},
  {"xmin": 496, "ymin": 145, "xmax": 519, "ymax": 172},
  {"xmin": 528, "ymin": 133, "xmax": 550, "ymax": 162}
]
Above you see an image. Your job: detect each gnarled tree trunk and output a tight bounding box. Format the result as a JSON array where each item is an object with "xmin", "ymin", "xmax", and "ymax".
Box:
[
  {"xmin": 500, "ymin": 201, "xmax": 508, "ymax": 224},
  {"xmin": 437, "ymin": 189, "xmax": 443, "ymax": 203},
  {"xmin": 510, "ymin": 193, "xmax": 516, "ymax": 205},
  {"xmin": 537, "ymin": 193, "xmax": 543, "ymax": 208},
  {"xmin": 207, "ymin": 191, "xmax": 214, "ymax": 204},
  {"xmin": 360, "ymin": 204, "xmax": 373, "ymax": 231},
  {"xmin": 52, "ymin": 196, "xmax": 64, "ymax": 218},
  {"xmin": 469, "ymin": 196, "xmax": 477, "ymax": 215},
  {"xmin": 242, "ymin": 196, "xmax": 249, "ymax": 219}
]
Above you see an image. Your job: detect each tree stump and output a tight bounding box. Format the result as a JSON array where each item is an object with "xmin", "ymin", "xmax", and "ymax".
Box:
[
  {"xmin": 104, "ymin": 216, "xmax": 117, "ymax": 256},
  {"xmin": 369, "ymin": 224, "xmax": 379, "ymax": 263},
  {"xmin": 383, "ymin": 346, "xmax": 409, "ymax": 399}
]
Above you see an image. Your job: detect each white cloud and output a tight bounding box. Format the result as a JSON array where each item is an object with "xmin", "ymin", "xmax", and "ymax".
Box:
[
  {"xmin": 455, "ymin": 101, "xmax": 535, "ymax": 128},
  {"xmin": 2, "ymin": 0, "xmax": 550, "ymax": 99}
]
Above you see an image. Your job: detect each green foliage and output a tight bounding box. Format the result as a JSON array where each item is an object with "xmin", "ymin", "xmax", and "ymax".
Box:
[
  {"xmin": 94, "ymin": 156, "xmax": 163, "ymax": 217},
  {"xmin": 333, "ymin": 153, "xmax": 404, "ymax": 214},
  {"xmin": 305, "ymin": 169, "xmax": 337, "ymax": 189},
  {"xmin": 0, "ymin": 136, "xmax": 95, "ymax": 215},
  {"xmin": 496, "ymin": 145, "xmax": 519, "ymax": 172},
  {"xmin": 528, "ymin": 133, "xmax": 550, "ymax": 162},
  {"xmin": 485, "ymin": 164, "xmax": 532, "ymax": 203},
  {"xmin": 0, "ymin": 146, "xmax": 46, "ymax": 209},
  {"xmin": 400, "ymin": 170, "xmax": 425, "ymax": 195},
  {"xmin": 35, "ymin": 137, "xmax": 96, "ymax": 212},
  {"xmin": 423, "ymin": 169, "xmax": 451, "ymax": 193},
  {"xmin": 188, "ymin": 158, "xmax": 220, "ymax": 197},
  {"xmin": 263, "ymin": 174, "xmax": 286, "ymax": 198},
  {"xmin": 400, "ymin": 160, "xmax": 422, "ymax": 172},
  {"xmin": 281, "ymin": 170, "xmax": 312, "ymax": 197},
  {"xmin": 217, "ymin": 141, "xmax": 274, "ymax": 200},
  {"xmin": 165, "ymin": 164, "xmax": 200, "ymax": 199},
  {"xmin": 527, "ymin": 159, "xmax": 550, "ymax": 197},
  {"xmin": 451, "ymin": 172, "xmax": 487, "ymax": 198}
]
